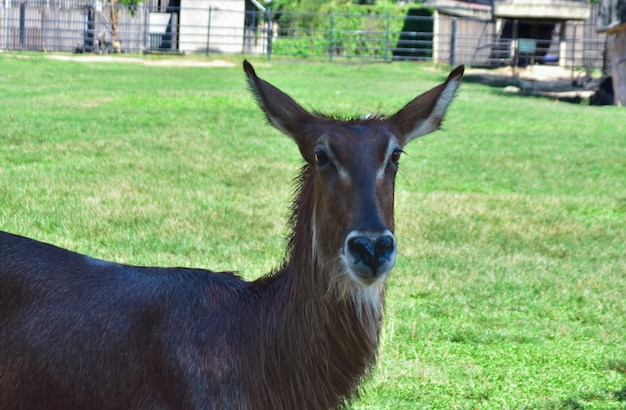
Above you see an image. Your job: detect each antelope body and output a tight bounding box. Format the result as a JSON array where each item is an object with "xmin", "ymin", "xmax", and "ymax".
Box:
[{"xmin": 0, "ymin": 61, "xmax": 463, "ymax": 409}]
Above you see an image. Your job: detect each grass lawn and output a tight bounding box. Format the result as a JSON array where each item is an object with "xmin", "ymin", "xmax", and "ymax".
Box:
[{"xmin": 1, "ymin": 53, "xmax": 625, "ymax": 409}]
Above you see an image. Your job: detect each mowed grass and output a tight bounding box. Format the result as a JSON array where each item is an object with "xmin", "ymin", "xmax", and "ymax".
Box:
[{"xmin": 1, "ymin": 54, "xmax": 625, "ymax": 409}]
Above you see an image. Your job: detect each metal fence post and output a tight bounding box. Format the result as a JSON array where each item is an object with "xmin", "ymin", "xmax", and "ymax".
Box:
[
  {"xmin": 206, "ymin": 6, "xmax": 211, "ymax": 57},
  {"xmin": 450, "ymin": 18, "xmax": 456, "ymax": 67},
  {"xmin": 1, "ymin": 0, "xmax": 8, "ymax": 50},
  {"xmin": 571, "ymin": 23, "xmax": 577, "ymax": 74},
  {"xmin": 19, "ymin": 2, "xmax": 26, "ymax": 50},
  {"xmin": 512, "ymin": 19, "xmax": 518, "ymax": 78},
  {"xmin": 143, "ymin": 3, "xmax": 149, "ymax": 53},
  {"xmin": 82, "ymin": 5, "xmax": 87, "ymax": 53},
  {"xmin": 328, "ymin": 12, "xmax": 334, "ymax": 63},
  {"xmin": 266, "ymin": 9, "xmax": 272, "ymax": 60},
  {"xmin": 385, "ymin": 13, "xmax": 390, "ymax": 63}
]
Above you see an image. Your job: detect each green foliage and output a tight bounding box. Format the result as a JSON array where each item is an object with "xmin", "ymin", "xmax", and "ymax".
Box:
[
  {"xmin": 114, "ymin": 0, "xmax": 142, "ymax": 7},
  {"xmin": 271, "ymin": 3, "xmax": 432, "ymax": 59},
  {"xmin": 271, "ymin": 0, "xmax": 403, "ymax": 11},
  {"xmin": 1, "ymin": 55, "xmax": 625, "ymax": 408},
  {"xmin": 271, "ymin": 0, "xmax": 334, "ymax": 13}
]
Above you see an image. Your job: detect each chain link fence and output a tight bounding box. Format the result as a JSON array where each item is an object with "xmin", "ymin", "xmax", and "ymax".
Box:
[{"xmin": 0, "ymin": 1, "xmax": 606, "ymax": 71}]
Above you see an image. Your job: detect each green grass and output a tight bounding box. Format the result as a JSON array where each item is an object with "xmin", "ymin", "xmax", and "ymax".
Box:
[{"xmin": 1, "ymin": 54, "xmax": 625, "ymax": 409}]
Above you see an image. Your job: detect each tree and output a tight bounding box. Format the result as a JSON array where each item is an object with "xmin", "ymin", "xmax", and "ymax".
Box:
[{"xmin": 98, "ymin": 0, "xmax": 143, "ymax": 51}]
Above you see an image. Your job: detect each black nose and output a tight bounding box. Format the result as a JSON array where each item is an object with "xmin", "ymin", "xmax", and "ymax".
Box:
[{"xmin": 347, "ymin": 234, "xmax": 396, "ymax": 277}]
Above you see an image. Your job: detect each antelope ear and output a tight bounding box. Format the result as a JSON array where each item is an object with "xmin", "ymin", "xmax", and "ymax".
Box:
[
  {"xmin": 387, "ymin": 66, "xmax": 464, "ymax": 146},
  {"xmin": 243, "ymin": 60, "xmax": 316, "ymax": 159}
]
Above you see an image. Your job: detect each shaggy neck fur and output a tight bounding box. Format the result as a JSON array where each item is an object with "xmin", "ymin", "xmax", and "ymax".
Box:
[{"xmin": 251, "ymin": 164, "xmax": 385, "ymax": 409}]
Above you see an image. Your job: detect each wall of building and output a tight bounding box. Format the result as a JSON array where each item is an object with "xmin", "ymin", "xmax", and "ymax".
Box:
[{"xmin": 179, "ymin": 0, "xmax": 245, "ymax": 53}]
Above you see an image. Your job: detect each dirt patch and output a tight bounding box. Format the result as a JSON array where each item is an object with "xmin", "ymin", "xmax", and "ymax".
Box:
[{"xmin": 45, "ymin": 54, "xmax": 236, "ymax": 68}]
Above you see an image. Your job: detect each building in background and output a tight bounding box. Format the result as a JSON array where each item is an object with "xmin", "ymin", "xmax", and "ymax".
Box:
[{"xmin": 433, "ymin": 0, "xmax": 592, "ymax": 68}]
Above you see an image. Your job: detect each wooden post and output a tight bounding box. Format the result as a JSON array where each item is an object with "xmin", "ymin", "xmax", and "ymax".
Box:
[{"xmin": 608, "ymin": 24, "xmax": 626, "ymax": 106}]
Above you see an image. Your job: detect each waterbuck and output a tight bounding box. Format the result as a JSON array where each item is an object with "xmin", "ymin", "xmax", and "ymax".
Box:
[{"xmin": 0, "ymin": 61, "xmax": 463, "ymax": 409}]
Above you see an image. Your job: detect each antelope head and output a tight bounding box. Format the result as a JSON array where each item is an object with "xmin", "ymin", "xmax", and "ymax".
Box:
[{"xmin": 244, "ymin": 61, "xmax": 463, "ymax": 293}]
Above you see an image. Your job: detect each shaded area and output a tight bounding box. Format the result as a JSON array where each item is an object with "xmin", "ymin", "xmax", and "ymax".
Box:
[
  {"xmin": 462, "ymin": 66, "xmax": 614, "ymax": 104},
  {"xmin": 392, "ymin": 8, "xmax": 433, "ymax": 61}
]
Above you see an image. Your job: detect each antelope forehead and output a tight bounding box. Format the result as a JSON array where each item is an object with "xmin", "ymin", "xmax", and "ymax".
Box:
[{"xmin": 322, "ymin": 131, "xmax": 399, "ymax": 167}]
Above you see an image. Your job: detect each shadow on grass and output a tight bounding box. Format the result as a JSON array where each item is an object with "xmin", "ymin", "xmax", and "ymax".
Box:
[
  {"xmin": 560, "ymin": 398, "xmax": 585, "ymax": 410},
  {"xmin": 606, "ymin": 360, "xmax": 626, "ymax": 403},
  {"xmin": 542, "ymin": 361, "xmax": 626, "ymax": 409},
  {"xmin": 613, "ymin": 386, "xmax": 626, "ymax": 402},
  {"xmin": 555, "ymin": 387, "xmax": 626, "ymax": 410},
  {"xmin": 606, "ymin": 359, "xmax": 626, "ymax": 375},
  {"xmin": 463, "ymin": 72, "xmax": 520, "ymax": 89},
  {"xmin": 462, "ymin": 70, "xmax": 595, "ymax": 105}
]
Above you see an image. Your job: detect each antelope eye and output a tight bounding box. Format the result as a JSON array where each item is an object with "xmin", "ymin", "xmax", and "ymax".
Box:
[
  {"xmin": 390, "ymin": 149, "xmax": 402, "ymax": 165},
  {"xmin": 314, "ymin": 149, "xmax": 330, "ymax": 167}
]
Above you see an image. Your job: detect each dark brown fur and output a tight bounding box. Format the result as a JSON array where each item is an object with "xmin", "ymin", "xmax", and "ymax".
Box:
[{"xmin": 0, "ymin": 61, "xmax": 463, "ymax": 409}]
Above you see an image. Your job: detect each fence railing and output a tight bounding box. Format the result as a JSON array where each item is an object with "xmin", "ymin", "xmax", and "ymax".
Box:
[{"xmin": 0, "ymin": 2, "xmax": 605, "ymax": 70}]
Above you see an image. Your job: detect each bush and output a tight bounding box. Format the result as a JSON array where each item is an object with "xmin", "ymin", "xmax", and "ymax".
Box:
[{"xmin": 270, "ymin": 4, "xmax": 431, "ymax": 60}]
